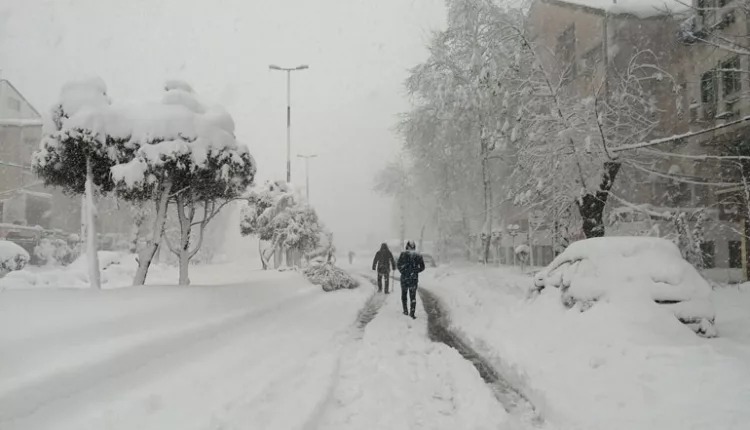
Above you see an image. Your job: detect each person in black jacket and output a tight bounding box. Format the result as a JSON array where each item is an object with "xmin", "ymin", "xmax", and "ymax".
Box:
[
  {"xmin": 397, "ymin": 240, "xmax": 425, "ymax": 319},
  {"xmin": 372, "ymin": 243, "xmax": 396, "ymax": 293}
]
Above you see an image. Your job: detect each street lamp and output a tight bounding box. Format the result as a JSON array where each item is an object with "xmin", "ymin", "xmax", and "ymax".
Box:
[
  {"xmin": 297, "ymin": 153, "xmax": 318, "ymax": 202},
  {"xmin": 269, "ymin": 64, "xmax": 309, "ymax": 183}
]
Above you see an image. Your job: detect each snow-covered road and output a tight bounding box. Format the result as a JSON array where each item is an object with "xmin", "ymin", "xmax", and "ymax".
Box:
[
  {"xmin": 0, "ymin": 269, "xmax": 371, "ymax": 429},
  {"xmin": 0, "ymin": 265, "xmax": 524, "ymax": 430}
]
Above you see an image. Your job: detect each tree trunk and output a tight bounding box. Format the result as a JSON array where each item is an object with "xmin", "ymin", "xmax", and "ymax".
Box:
[
  {"xmin": 577, "ymin": 161, "xmax": 621, "ymax": 239},
  {"xmin": 85, "ymin": 156, "xmax": 101, "ymax": 289},
  {"xmin": 481, "ymin": 148, "xmax": 492, "ymax": 264},
  {"xmin": 175, "ymin": 193, "xmax": 193, "ymax": 285},
  {"xmin": 133, "ymin": 180, "xmax": 172, "ymax": 286},
  {"xmin": 259, "ymin": 240, "xmax": 269, "ymax": 270}
]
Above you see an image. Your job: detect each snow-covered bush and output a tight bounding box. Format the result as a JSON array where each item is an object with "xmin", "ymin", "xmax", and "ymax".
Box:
[
  {"xmin": 0, "ymin": 240, "xmax": 31, "ymax": 273},
  {"xmin": 33, "ymin": 238, "xmax": 77, "ymax": 266},
  {"xmin": 303, "ymin": 262, "xmax": 359, "ymax": 292},
  {"xmin": 532, "ymin": 237, "xmax": 716, "ymax": 337},
  {"xmin": 241, "ymin": 181, "xmax": 323, "ymax": 269}
]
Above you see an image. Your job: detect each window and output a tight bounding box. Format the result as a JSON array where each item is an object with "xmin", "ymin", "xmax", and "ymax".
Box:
[
  {"xmin": 701, "ymin": 241, "xmax": 716, "ymax": 269},
  {"xmin": 722, "ymin": 56, "xmax": 741, "ymax": 97},
  {"xmin": 581, "ymin": 46, "xmax": 602, "ymax": 77},
  {"xmin": 556, "ymin": 25, "xmax": 576, "ymax": 81},
  {"xmin": 701, "ymin": 70, "xmax": 717, "ymax": 118},
  {"xmin": 728, "ymin": 240, "xmax": 742, "ymax": 269},
  {"xmin": 666, "ymin": 180, "xmax": 691, "ymax": 207}
]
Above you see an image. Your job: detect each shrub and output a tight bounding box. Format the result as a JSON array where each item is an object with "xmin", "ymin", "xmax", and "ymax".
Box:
[
  {"xmin": 0, "ymin": 240, "xmax": 30, "ymax": 272},
  {"xmin": 303, "ymin": 263, "xmax": 359, "ymax": 292}
]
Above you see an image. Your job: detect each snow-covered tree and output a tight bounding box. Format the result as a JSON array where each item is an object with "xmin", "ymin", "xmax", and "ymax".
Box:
[
  {"xmin": 32, "ymin": 78, "xmax": 119, "ymax": 289},
  {"xmin": 401, "ymin": 0, "xmax": 519, "ymax": 262},
  {"xmin": 240, "ymin": 180, "xmax": 323, "ymax": 269},
  {"xmin": 109, "ymin": 82, "xmax": 256, "ymax": 285}
]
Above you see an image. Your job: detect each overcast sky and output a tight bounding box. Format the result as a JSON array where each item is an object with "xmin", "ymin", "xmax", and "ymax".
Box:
[{"xmin": 0, "ymin": 0, "xmax": 446, "ymax": 252}]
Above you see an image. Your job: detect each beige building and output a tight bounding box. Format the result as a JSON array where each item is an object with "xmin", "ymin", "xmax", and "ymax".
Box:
[{"xmin": 507, "ymin": 0, "xmax": 748, "ymax": 278}]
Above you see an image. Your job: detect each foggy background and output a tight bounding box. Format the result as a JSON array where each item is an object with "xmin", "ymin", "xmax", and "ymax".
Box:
[{"xmin": 0, "ymin": 0, "xmax": 446, "ymax": 254}]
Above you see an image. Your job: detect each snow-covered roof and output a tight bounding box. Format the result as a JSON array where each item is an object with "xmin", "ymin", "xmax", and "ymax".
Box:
[{"xmin": 551, "ymin": 0, "xmax": 690, "ymax": 18}]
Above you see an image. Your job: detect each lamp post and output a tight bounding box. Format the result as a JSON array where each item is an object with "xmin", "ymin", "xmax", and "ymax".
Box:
[
  {"xmin": 269, "ymin": 64, "xmax": 309, "ymax": 183},
  {"xmin": 296, "ymin": 153, "xmax": 317, "ymax": 202}
]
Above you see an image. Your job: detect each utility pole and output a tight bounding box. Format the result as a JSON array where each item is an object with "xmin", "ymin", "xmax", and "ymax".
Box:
[
  {"xmin": 269, "ymin": 64, "xmax": 309, "ymax": 183},
  {"xmin": 297, "ymin": 154, "xmax": 318, "ymax": 202}
]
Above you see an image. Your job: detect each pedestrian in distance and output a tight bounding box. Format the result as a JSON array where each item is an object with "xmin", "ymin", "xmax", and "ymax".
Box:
[
  {"xmin": 372, "ymin": 243, "xmax": 396, "ymax": 293},
  {"xmin": 397, "ymin": 240, "xmax": 425, "ymax": 319}
]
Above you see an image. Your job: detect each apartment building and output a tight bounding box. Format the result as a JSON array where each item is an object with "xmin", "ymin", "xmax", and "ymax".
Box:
[
  {"xmin": 509, "ymin": 0, "xmax": 747, "ymax": 278},
  {"xmin": 0, "ymin": 79, "xmax": 133, "ymax": 251},
  {"xmin": 0, "ymin": 78, "xmax": 80, "ymax": 233}
]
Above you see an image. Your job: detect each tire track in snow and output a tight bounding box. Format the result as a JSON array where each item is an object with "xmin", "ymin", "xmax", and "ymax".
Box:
[{"xmin": 419, "ymin": 288, "xmax": 544, "ymax": 426}]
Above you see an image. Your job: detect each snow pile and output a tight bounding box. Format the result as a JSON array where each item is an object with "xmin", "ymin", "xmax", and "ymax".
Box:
[
  {"xmin": 423, "ymin": 265, "xmax": 750, "ymax": 430},
  {"xmin": 534, "ymin": 237, "xmax": 715, "ymax": 333},
  {"xmin": 558, "ymin": 0, "xmax": 689, "ymax": 18},
  {"xmin": 0, "ymin": 251, "xmax": 166, "ymax": 289},
  {"xmin": 0, "ymin": 241, "xmax": 30, "ymax": 273},
  {"xmin": 303, "ymin": 263, "xmax": 359, "ymax": 292}
]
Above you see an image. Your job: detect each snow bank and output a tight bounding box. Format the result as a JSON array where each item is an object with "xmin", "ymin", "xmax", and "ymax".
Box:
[
  {"xmin": 0, "ymin": 251, "xmax": 149, "ymax": 289},
  {"xmin": 423, "ymin": 265, "xmax": 750, "ymax": 430},
  {"xmin": 559, "ymin": 0, "xmax": 689, "ymax": 18},
  {"xmin": 534, "ymin": 237, "xmax": 715, "ymax": 331},
  {"xmin": 0, "ymin": 241, "xmax": 30, "ymax": 272}
]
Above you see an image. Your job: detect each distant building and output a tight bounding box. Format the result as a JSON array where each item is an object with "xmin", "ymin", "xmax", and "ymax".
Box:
[
  {"xmin": 0, "ymin": 79, "xmax": 81, "ymax": 233},
  {"xmin": 0, "ymin": 79, "xmax": 136, "ymax": 253}
]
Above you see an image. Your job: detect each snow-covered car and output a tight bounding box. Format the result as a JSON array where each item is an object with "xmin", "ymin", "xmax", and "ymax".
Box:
[{"xmin": 532, "ymin": 237, "xmax": 716, "ymax": 337}]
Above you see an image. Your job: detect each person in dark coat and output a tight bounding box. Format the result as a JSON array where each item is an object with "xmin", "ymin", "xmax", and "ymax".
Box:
[
  {"xmin": 397, "ymin": 240, "xmax": 425, "ymax": 319},
  {"xmin": 372, "ymin": 243, "xmax": 396, "ymax": 293}
]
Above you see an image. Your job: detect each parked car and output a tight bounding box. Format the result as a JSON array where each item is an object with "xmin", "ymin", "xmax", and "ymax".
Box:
[{"xmin": 532, "ymin": 237, "xmax": 716, "ymax": 337}]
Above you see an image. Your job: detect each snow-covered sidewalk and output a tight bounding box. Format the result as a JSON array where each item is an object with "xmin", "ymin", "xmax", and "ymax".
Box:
[
  {"xmin": 312, "ymin": 291, "xmax": 515, "ymax": 430},
  {"xmin": 423, "ymin": 264, "xmax": 750, "ymax": 430},
  {"xmin": 0, "ymin": 268, "xmax": 371, "ymax": 429}
]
